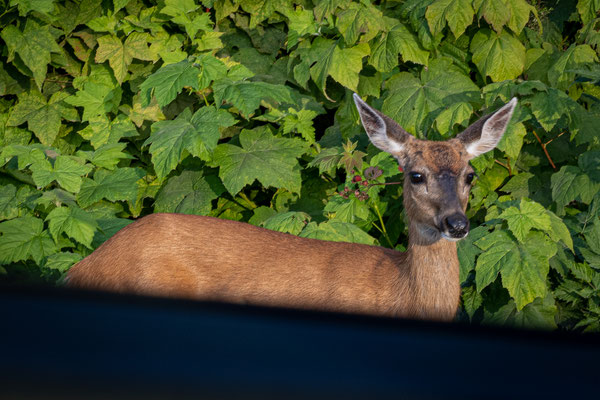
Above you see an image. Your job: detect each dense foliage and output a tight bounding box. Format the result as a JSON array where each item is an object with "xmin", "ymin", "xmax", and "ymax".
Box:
[{"xmin": 1, "ymin": 0, "xmax": 599, "ymax": 331}]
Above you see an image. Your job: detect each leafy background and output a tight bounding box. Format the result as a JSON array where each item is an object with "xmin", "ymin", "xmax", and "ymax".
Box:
[{"xmin": 1, "ymin": 0, "xmax": 599, "ymax": 331}]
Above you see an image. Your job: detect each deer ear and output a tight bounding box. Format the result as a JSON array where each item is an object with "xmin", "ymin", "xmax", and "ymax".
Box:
[
  {"xmin": 353, "ymin": 93, "xmax": 413, "ymax": 156},
  {"xmin": 457, "ymin": 98, "xmax": 517, "ymax": 159}
]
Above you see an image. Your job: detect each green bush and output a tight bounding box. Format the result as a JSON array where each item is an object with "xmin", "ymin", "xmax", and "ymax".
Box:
[{"xmin": 1, "ymin": 0, "xmax": 599, "ymax": 331}]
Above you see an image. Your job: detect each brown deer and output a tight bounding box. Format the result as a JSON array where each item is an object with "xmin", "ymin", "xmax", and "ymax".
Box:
[{"xmin": 66, "ymin": 95, "xmax": 517, "ymax": 321}]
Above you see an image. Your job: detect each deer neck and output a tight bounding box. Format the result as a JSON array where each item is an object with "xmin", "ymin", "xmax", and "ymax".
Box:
[{"xmin": 403, "ymin": 224, "xmax": 461, "ymax": 320}]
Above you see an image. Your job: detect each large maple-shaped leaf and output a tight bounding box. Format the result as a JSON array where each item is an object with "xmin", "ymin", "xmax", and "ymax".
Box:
[
  {"xmin": 0, "ymin": 216, "xmax": 57, "ymax": 263},
  {"xmin": 470, "ymin": 29, "xmax": 526, "ymax": 82},
  {"xmin": 285, "ymin": 7, "xmax": 318, "ymax": 48},
  {"xmin": 498, "ymin": 198, "xmax": 552, "ymax": 243},
  {"xmin": 77, "ymin": 167, "xmax": 146, "ymax": 208},
  {"xmin": 237, "ymin": 0, "xmax": 292, "ymax": 29},
  {"xmin": 299, "ymin": 220, "xmax": 376, "ymax": 245},
  {"xmin": 0, "ymin": 20, "xmax": 62, "ymax": 89},
  {"xmin": 547, "ymin": 44, "xmax": 598, "ymax": 90},
  {"xmin": 0, "ymin": 184, "xmax": 19, "ymax": 221},
  {"xmin": 382, "ymin": 59, "xmax": 479, "ymax": 136},
  {"xmin": 263, "ymin": 211, "xmax": 311, "ymax": 235},
  {"xmin": 95, "ymin": 32, "xmax": 153, "ymax": 83},
  {"xmin": 77, "ymin": 142, "xmax": 134, "ymax": 170},
  {"xmin": 139, "ymin": 59, "xmax": 200, "ymax": 107},
  {"xmin": 335, "ymin": 1, "xmax": 383, "ymax": 45},
  {"xmin": 78, "ymin": 114, "xmax": 138, "ymax": 149},
  {"xmin": 7, "ymin": 89, "xmax": 78, "ymax": 145},
  {"xmin": 211, "ymin": 126, "xmax": 308, "ymax": 195},
  {"xmin": 154, "ymin": 170, "xmax": 225, "ymax": 215},
  {"xmin": 551, "ymin": 165, "xmax": 600, "ymax": 215},
  {"xmin": 426, "ymin": 0, "xmax": 474, "ymax": 38},
  {"xmin": 304, "ymin": 38, "xmax": 369, "ymax": 98},
  {"xmin": 161, "ymin": 0, "xmax": 211, "ymax": 38},
  {"xmin": 473, "ymin": 0, "xmax": 510, "ymax": 33},
  {"xmin": 212, "ymin": 79, "xmax": 293, "ymax": 117},
  {"xmin": 370, "ymin": 23, "xmax": 429, "ymax": 72},
  {"xmin": 30, "ymin": 156, "xmax": 93, "ymax": 193},
  {"xmin": 144, "ymin": 106, "xmax": 235, "ymax": 179},
  {"xmin": 475, "ymin": 230, "xmax": 556, "ymax": 310},
  {"xmin": 65, "ymin": 82, "xmax": 122, "ymax": 121},
  {"xmin": 46, "ymin": 205, "xmax": 99, "ymax": 248}
]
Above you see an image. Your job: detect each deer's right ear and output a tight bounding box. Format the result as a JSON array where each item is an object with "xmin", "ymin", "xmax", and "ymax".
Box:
[{"xmin": 353, "ymin": 93, "xmax": 412, "ymax": 156}]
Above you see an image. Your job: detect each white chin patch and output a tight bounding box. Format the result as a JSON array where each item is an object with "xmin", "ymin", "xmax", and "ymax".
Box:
[{"xmin": 441, "ymin": 231, "xmax": 469, "ymax": 242}]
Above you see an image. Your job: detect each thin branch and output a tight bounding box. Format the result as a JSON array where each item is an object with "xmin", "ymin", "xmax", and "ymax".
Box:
[{"xmin": 532, "ymin": 130, "xmax": 557, "ymax": 170}]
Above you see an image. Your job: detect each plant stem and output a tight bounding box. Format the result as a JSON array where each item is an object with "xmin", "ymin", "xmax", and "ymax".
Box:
[
  {"xmin": 532, "ymin": 130, "xmax": 557, "ymax": 170},
  {"xmin": 372, "ymin": 202, "xmax": 394, "ymax": 248}
]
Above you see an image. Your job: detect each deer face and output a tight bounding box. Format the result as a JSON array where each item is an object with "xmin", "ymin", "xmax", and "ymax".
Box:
[{"xmin": 354, "ymin": 94, "xmax": 517, "ymax": 243}]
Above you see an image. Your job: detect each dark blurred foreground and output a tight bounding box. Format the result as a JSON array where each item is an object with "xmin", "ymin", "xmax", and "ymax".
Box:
[{"xmin": 1, "ymin": 286, "xmax": 599, "ymax": 400}]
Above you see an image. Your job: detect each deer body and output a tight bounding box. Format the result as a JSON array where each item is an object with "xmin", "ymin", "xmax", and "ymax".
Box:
[
  {"xmin": 66, "ymin": 213, "xmax": 460, "ymax": 320},
  {"xmin": 66, "ymin": 95, "xmax": 517, "ymax": 321}
]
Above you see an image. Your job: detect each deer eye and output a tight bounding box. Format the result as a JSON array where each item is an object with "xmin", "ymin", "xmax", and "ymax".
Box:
[
  {"xmin": 409, "ymin": 172, "xmax": 425, "ymax": 184},
  {"xmin": 466, "ymin": 172, "xmax": 476, "ymax": 185}
]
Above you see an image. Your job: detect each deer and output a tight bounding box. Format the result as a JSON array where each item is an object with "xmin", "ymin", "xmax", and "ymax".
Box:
[{"xmin": 65, "ymin": 94, "xmax": 517, "ymax": 321}]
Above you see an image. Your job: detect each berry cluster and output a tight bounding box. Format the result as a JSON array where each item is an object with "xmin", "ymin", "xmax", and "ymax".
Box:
[{"xmin": 338, "ymin": 166, "xmax": 384, "ymax": 202}]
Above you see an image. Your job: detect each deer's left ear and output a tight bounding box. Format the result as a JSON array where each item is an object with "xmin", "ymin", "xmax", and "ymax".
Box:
[{"xmin": 457, "ymin": 98, "xmax": 517, "ymax": 159}]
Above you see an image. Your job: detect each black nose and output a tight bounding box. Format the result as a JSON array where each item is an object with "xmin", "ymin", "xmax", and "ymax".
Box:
[{"xmin": 444, "ymin": 213, "xmax": 469, "ymax": 237}]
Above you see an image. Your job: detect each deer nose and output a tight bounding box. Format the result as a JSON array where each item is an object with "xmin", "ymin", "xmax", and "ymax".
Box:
[{"xmin": 443, "ymin": 213, "xmax": 469, "ymax": 238}]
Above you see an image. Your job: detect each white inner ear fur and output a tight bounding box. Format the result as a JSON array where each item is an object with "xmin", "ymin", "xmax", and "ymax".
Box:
[
  {"xmin": 465, "ymin": 97, "xmax": 517, "ymax": 158},
  {"xmin": 353, "ymin": 93, "xmax": 404, "ymax": 155}
]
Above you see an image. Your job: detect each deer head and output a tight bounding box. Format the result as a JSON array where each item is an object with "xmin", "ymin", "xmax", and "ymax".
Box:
[{"xmin": 353, "ymin": 94, "xmax": 517, "ymax": 244}]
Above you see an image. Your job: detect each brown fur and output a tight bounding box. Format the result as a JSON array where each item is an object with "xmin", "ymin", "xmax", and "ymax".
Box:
[
  {"xmin": 66, "ymin": 213, "xmax": 458, "ymax": 320},
  {"xmin": 66, "ymin": 96, "xmax": 517, "ymax": 322}
]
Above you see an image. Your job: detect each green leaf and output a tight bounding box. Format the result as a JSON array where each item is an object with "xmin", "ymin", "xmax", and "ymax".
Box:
[
  {"xmin": 77, "ymin": 167, "xmax": 146, "ymax": 208},
  {"xmin": 498, "ymin": 198, "xmax": 552, "ymax": 243},
  {"xmin": 65, "ymin": 82, "xmax": 122, "ymax": 121},
  {"xmin": 324, "ymin": 195, "xmax": 370, "ymax": 223},
  {"xmin": 434, "ymin": 102, "xmax": 473, "ymax": 135},
  {"xmin": 30, "ymin": 156, "xmax": 93, "ymax": 193},
  {"xmin": 551, "ymin": 165, "xmax": 600, "ymax": 215},
  {"xmin": 0, "ymin": 216, "xmax": 57, "ymax": 263},
  {"xmin": 335, "ymin": 1, "xmax": 383, "ymax": 45},
  {"xmin": 546, "ymin": 211, "xmax": 573, "ymax": 251},
  {"xmin": 577, "ymin": 0, "xmax": 600, "ymax": 25},
  {"xmin": 46, "ymin": 206, "xmax": 98, "ymax": 248},
  {"xmin": 7, "ymin": 89, "xmax": 78, "ymax": 145},
  {"xmin": 505, "ymin": 0, "xmax": 538, "ymax": 34},
  {"xmin": 213, "ymin": 79, "xmax": 293, "ymax": 117},
  {"xmin": 0, "ymin": 184, "xmax": 19, "ymax": 221},
  {"xmin": 470, "ymin": 29, "xmax": 526, "ymax": 82},
  {"xmin": 10, "ymin": 0, "xmax": 56, "ymax": 16},
  {"xmin": 95, "ymin": 33, "xmax": 153, "ymax": 83},
  {"xmin": 299, "ymin": 220, "xmax": 376, "ymax": 245},
  {"xmin": 139, "ymin": 59, "xmax": 200, "ymax": 107},
  {"xmin": 77, "ymin": 142, "xmax": 133, "ymax": 170},
  {"xmin": 154, "ymin": 170, "xmax": 225, "ymax": 215},
  {"xmin": 0, "ymin": 20, "xmax": 62, "ymax": 89},
  {"xmin": 195, "ymin": 53, "xmax": 228, "ymax": 89},
  {"xmin": 473, "ymin": 0, "xmax": 510, "ymax": 33},
  {"xmin": 212, "ymin": 126, "xmax": 308, "ymax": 195},
  {"xmin": 547, "ymin": 44, "xmax": 598, "ymax": 90},
  {"xmin": 263, "ymin": 211, "xmax": 311, "ymax": 235},
  {"xmin": 285, "ymin": 7, "xmax": 318, "ymax": 49},
  {"xmin": 370, "ymin": 23, "xmax": 429, "ymax": 72},
  {"xmin": 144, "ymin": 106, "xmax": 236, "ymax": 179},
  {"xmin": 496, "ymin": 121, "xmax": 526, "ymax": 159},
  {"xmin": 462, "ymin": 285, "xmax": 483, "ymax": 319},
  {"xmin": 426, "ymin": 0, "xmax": 474, "ymax": 38},
  {"xmin": 43, "ymin": 252, "xmax": 83, "ymax": 273},
  {"xmin": 382, "ymin": 59, "xmax": 479, "ymax": 136},
  {"xmin": 161, "ymin": 0, "xmax": 211, "ymax": 39},
  {"xmin": 282, "ymin": 108, "xmax": 318, "ymax": 143},
  {"xmin": 475, "ymin": 230, "xmax": 555, "ymax": 309},
  {"xmin": 78, "ymin": 114, "xmax": 138, "ymax": 149}
]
